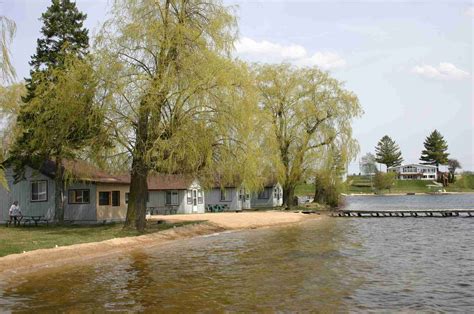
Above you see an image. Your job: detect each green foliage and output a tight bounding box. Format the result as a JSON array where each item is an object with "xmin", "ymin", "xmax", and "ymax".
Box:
[
  {"xmin": 96, "ymin": 0, "xmax": 265, "ymax": 230},
  {"xmin": 420, "ymin": 129, "xmax": 449, "ymax": 169},
  {"xmin": 9, "ymin": 55, "xmax": 105, "ymax": 178},
  {"xmin": 447, "ymin": 173, "xmax": 474, "ymax": 191},
  {"xmin": 375, "ymin": 135, "xmax": 403, "ymax": 170},
  {"xmin": 373, "ymin": 171, "xmax": 396, "ymax": 192},
  {"xmin": 24, "ymin": 0, "xmax": 89, "ymax": 103},
  {"xmin": 255, "ymin": 63, "xmax": 362, "ymax": 208},
  {"xmin": 0, "ymin": 15, "xmax": 17, "ymax": 187},
  {"xmin": 0, "ymin": 83, "xmax": 26, "ymax": 152},
  {"xmin": 447, "ymin": 158, "xmax": 461, "ymax": 183}
]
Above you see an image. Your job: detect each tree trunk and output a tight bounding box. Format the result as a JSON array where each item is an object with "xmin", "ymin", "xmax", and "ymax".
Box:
[
  {"xmin": 313, "ymin": 175, "xmax": 325, "ymax": 203},
  {"xmin": 125, "ymin": 158, "xmax": 148, "ymax": 232},
  {"xmin": 283, "ymin": 184, "xmax": 296, "ymax": 209},
  {"xmin": 54, "ymin": 157, "xmax": 65, "ymax": 224},
  {"xmin": 124, "ymin": 103, "xmax": 150, "ymax": 232}
]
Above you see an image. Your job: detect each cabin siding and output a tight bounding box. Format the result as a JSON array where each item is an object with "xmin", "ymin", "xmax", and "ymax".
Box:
[
  {"xmin": 147, "ymin": 180, "xmax": 205, "ymax": 214},
  {"xmin": 205, "ymin": 188, "xmax": 242, "ymax": 211},
  {"xmin": 64, "ymin": 182, "xmax": 97, "ymax": 222},
  {"xmin": 0, "ymin": 168, "xmax": 56, "ymax": 222},
  {"xmin": 251, "ymin": 184, "xmax": 283, "ymax": 208},
  {"xmin": 95, "ymin": 184, "xmax": 128, "ymax": 222}
]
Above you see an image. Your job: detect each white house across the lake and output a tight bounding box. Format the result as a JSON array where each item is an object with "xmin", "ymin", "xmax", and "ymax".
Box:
[{"xmin": 388, "ymin": 164, "xmax": 437, "ymax": 180}]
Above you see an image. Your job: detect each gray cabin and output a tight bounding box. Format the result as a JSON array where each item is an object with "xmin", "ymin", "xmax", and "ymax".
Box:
[
  {"xmin": 250, "ymin": 182, "xmax": 283, "ymax": 208},
  {"xmin": 205, "ymin": 185, "xmax": 251, "ymax": 212},
  {"xmin": 1, "ymin": 160, "xmax": 129, "ymax": 224},
  {"xmin": 145, "ymin": 174, "xmax": 205, "ymax": 214}
]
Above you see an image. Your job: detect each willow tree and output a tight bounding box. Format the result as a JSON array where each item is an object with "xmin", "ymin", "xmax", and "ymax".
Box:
[
  {"xmin": 256, "ymin": 64, "xmax": 362, "ymax": 209},
  {"xmin": 313, "ymin": 135, "xmax": 359, "ymax": 207},
  {"xmin": 0, "ymin": 16, "xmax": 16, "ymax": 187},
  {"xmin": 96, "ymin": 0, "xmax": 263, "ymax": 231},
  {"xmin": 0, "ymin": 16, "xmax": 16, "ymax": 84}
]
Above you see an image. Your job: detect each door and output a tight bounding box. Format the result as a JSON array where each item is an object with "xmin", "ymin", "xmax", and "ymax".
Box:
[
  {"xmin": 192, "ymin": 189, "xmax": 198, "ymax": 213},
  {"xmin": 240, "ymin": 188, "xmax": 251, "ymax": 210}
]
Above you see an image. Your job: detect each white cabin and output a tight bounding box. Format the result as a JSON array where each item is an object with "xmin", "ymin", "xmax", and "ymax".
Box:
[{"xmin": 388, "ymin": 164, "xmax": 437, "ymax": 180}]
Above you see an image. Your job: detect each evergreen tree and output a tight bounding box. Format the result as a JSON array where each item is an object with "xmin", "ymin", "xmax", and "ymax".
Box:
[
  {"xmin": 9, "ymin": 0, "xmax": 101, "ymax": 224},
  {"xmin": 420, "ymin": 129, "xmax": 449, "ymax": 170},
  {"xmin": 23, "ymin": 0, "xmax": 88, "ymax": 103},
  {"xmin": 374, "ymin": 135, "xmax": 403, "ymax": 170}
]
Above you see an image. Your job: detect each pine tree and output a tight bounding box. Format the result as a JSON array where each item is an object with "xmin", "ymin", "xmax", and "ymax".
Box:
[
  {"xmin": 420, "ymin": 130, "xmax": 449, "ymax": 170},
  {"xmin": 9, "ymin": 0, "xmax": 101, "ymax": 224},
  {"xmin": 23, "ymin": 0, "xmax": 88, "ymax": 103},
  {"xmin": 374, "ymin": 135, "xmax": 403, "ymax": 170}
]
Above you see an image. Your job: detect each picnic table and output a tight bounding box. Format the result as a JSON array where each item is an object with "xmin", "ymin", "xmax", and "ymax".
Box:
[
  {"xmin": 22, "ymin": 215, "xmax": 49, "ymax": 227},
  {"xmin": 147, "ymin": 206, "xmax": 178, "ymax": 215}
]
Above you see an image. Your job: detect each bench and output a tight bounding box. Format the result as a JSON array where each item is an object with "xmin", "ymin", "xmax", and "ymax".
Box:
[{"xmin": 22, "ymin": 215, "xmax": 50, "ymax": 227}]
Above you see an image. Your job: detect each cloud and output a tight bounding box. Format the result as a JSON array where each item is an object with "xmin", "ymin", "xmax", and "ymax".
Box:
[
  {"xmin": 466, "ymin": 6, "xmax": 474, "ymax": 17},
  {"xmin": 412, "ymin": 63, "xmax": 470, "ymax": 80},
  {"xmin": 296, "ymin": 52, "xmax": 347, "ymax": 70},
  {"xmin": 235, "ymin": 37, "xmax": 306, "ymax": 60},
  {"xmin": 235, "ymin": 37, "xmax": 346, "ymax": 70}
]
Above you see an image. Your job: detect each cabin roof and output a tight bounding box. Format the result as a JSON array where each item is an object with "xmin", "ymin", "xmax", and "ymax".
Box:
[
  {"xmin": 40, "ymin": 160, "xmax": 130, "ymax": 184},
  {"xmin": 147, "ymin": 174, "xmax": 195, "ymax": 190}
]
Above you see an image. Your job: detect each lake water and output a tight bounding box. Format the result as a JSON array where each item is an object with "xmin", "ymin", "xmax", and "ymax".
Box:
[{"xmin": 1, "ymin": 194, "xmax": 473, "ymax": 312}]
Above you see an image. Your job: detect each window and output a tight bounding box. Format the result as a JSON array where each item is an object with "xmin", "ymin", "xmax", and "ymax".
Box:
[
  {"xmin": 99, "ymin": 192, "xmax": 111, "ymax": 206},
  {"xmin": 31, "ymin": 181, "xmax": 48, "ymax": 202},
  {"xmin": 166, "ymin": 191, "xmax": 179, "ymax": 205},
  {"xmin": 193, "ymin": 190, "xmax": 197, "ymax": 206},
  {"xmin": 220, "ymin": 189, "xmax": 231, "ymax": 202},
  {"xmin": 186, "ymin": 190, "xmax": 192, "ymax": 205},
  {"xmin": 125, "ymin": 192, "xmax": 129, "ymax": 204},
  {"xmin": 112, "ymin": 191, "xmax": 120, "ymax": 207},
  {"xmin": 198, "ymin": 190, "xmax": 203, "ymax": 204},
  {"xmin": 68, "ymin": 189, "xmax": 90, "ymax": 204},
  {"xmin": 258, "ymin": 188, "xmax": 270, "ymax": 199}
]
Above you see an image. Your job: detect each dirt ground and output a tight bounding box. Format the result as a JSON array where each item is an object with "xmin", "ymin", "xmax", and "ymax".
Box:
[{"xmin": 0, "ymin": 211, "xmax": 321, "ymax": 278}]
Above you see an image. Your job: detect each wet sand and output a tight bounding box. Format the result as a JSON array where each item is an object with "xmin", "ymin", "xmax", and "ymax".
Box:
[{"xmin": 0, "ymin": 212, "xmax": 321, "ymax": 278}]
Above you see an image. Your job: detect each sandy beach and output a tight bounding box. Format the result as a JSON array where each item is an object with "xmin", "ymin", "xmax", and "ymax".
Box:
[{"xmin": 0, "ymin": 211, "xmax": 321, "ymax": 278}]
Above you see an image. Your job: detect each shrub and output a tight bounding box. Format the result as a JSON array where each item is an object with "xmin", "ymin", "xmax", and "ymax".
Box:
[{"xmin": 373, "ymin": 172, "xmax": 396, "ymax": 192}]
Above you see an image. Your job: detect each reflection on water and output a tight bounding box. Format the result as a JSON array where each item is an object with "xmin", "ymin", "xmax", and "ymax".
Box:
[
  {"xmin": 345, "ymin": 193, "xmax": 474, "ymax": 211},
  {"xmin": 1, "ymin": 195, "xmax": 473, "ymax": 312}
]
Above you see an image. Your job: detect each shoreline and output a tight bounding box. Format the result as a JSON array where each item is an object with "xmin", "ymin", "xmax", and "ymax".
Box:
[{"xmin": 0, "ymin": 212, "xmax": 321, "ymax": 279}]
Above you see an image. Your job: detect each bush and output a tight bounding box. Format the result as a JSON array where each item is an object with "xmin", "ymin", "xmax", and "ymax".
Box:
[
  {"xmin": 313, "ymin": 173, "xmax": 345, "ymax": 208},
  {"xmin": 373, "ymin": 172, "xmax": 396, "ymax": 192}
]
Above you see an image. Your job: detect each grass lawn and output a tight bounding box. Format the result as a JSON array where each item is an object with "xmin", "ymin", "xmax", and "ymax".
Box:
[
  {"xmin": 0, "ymin": 221, "xmax": 199, "ymax": 258},
  {"xmin": 295, "ymin": 183, "xmax": 314, "ymax": 196}
]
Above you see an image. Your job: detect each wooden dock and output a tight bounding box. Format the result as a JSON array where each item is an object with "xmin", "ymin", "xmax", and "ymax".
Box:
[{"xmin": 331, "ymin": 209, "xmax": 474, "ymax": 218}]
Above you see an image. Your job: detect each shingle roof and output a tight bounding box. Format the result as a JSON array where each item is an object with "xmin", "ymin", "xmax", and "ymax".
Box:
[
  {"xmin": 41, "ymin": 160, "xmax": 130, "ymax": 184},
  {"xmin": 147, "ymin": 174, "xmax": 195, "ymax": 190},
  {"xmin": 40, "ymin": 160, "xmax": 197, "ymax": 189}
]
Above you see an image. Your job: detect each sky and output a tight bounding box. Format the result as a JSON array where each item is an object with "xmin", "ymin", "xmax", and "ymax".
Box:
[{"xmin": 1, "ymin": 0, "xmax": 473, "ymax": 173}]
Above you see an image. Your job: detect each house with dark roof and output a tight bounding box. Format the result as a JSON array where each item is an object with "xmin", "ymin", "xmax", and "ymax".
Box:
[
  {"xmin": 204, "ymin": 179, "xmax": 283, "ymax": 211},
  {"xmin": 0, "ymin": 160, "xmax": 130, "ymax": 224},
  {"xmin": 0, "ymin": 160, "xmax": 207, "ymax": 223},
  {"xmin": 204, "ymin": 184, "xmax": 251, "ymax": 212},
  {"xmin": 250, "ymin": 181, "xmax": 283, "ymax": 208},
  {"xmin": 144, "ymin": 174, "xmax": 205, "ymax": 215}
]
